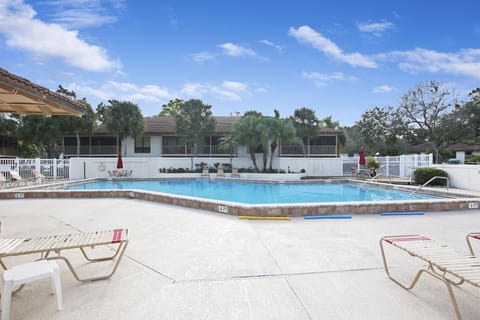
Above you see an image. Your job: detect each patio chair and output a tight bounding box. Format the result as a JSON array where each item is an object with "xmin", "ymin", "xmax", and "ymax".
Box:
[
  {"xmin": 8, "ymin": 170, "xmax": 27, "ymax": 187},
  {"xmin": 231, "ymin": 167, "xmax": 240, "ymax": 178},
  {"xmin": 32, "ymin": 170, "xmax": 46, "ymax": 183},
  {"xmin": 466, "ymin": 232, "xmax": 480, "ymax": 256},
  {"xmin": 380, "ymin": 234, "xmax": 480, "ymax": 319},
  {"xmin": 0, "ymin": 228, "xmax": 129, "ymax": 283},
  {"xmin": 201, "ymin": 165, "xmax": 209, "ymax": 177},
  {"xmin": 0, "ymin": 173, "xmax": 11, "ymax": 189},
  {"xmin": 216, "ymin": 164, "xmax": 225, "ymax": 177}
]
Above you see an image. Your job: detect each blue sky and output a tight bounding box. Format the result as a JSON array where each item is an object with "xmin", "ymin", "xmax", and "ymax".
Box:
[{"xmin": 1, "ymin": 0, "xmax": 479, "ymax": 125}]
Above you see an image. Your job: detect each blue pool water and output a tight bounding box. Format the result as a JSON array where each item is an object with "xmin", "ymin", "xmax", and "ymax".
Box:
[{"xmin": 64, "ymin": 180, "xmax": 440, "ymax": 204}]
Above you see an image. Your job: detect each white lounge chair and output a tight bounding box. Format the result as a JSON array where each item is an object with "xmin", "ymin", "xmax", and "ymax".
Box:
[
  {"xmin": 380, "ymin": 234, "xmax": 480, "ymax": 319},
  {"xmin": 216, "ymin": 164, "xmax": 225, "ymax": 177},
  {"xmin": 231, "ymin": 167, "xmax": 240, "ymax": 178},
  {"xmin": 0, "ymin": 228, "xmax": 129, "ymax": 283},
  {"xmin": 32, "ymin": 170, "xmax": 46, "ymax": 183}
]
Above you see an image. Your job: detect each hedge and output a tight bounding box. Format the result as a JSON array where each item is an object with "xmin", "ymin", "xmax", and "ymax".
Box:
[{"xmin": 413, "ymin": 168, "xmax": 448, "ymax": 186}]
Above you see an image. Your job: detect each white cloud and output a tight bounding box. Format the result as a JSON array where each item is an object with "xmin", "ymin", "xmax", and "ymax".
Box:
[
  {"xmin": 210, "ymin": 86, "xmax": 242, "ymax": 101},
  {"xmin": 259, "ymin": 39, "xmax": 283, "ymax": 52},
  {"xmin": 388, "ymin": 48, "xmax": 480, "ymax": 79},
  {"xmin": 372, "ymin": 85, "xmax": 395, "ymax": 93},
  {"xmin": 41, "ymin": 0, "xmax": 126, "ymax": 29},
  {"xmin": 288, "ymin": 25, "xmax": 377, "ymax": 68},
  {"xmin": 302, "ymin": 71, "xmax": 356, "ymax": 87},
  {"xmin": 191, "ymin": 51, "xmax": 216, "ymax": 63},
  {"xmin": 180, "ymin": 82, "xmax": 207, "ymax": 98},
  {"xmin": 222, "ymin": 81, "xmax": 247, "ymax": 92},
  {"xmin": 180, "ymin": 81, "xmax": 249, "ymax": 101},
  {"xmin": 0, "ymin": 0, "xmax": 121, "ymax": 72},
  {"xmin": 357, "ymin": 21, "xmax": 394, "ymax": 36},
  {"xmin": 70, "ymin": 81, "xmax": 171, "ymax": 104},
  {"xmin": 217, "ymin": 42, "xmax": 257, "ymax": 57}
]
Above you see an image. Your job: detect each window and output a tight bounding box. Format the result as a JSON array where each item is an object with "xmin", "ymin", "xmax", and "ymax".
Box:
[{"xmin": 135, "ymin": 136, "xmax": 151, "ymax": 153}]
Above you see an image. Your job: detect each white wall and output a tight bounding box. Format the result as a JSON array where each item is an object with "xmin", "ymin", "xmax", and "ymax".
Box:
[
  {"xmin": 435, "ymin": 164, "xmax": 480, "ymax": 191},
  {"xmin": 69, "ymin": 157, "xmax": 343, "ymax": 179}
]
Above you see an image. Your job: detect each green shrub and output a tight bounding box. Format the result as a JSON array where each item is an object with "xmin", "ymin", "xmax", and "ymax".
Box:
[
  {"xmin": 366, "ymin": 156, "xmax": 380, "ymax": 169},
  {"xmin": 467, "ymin": 155, "xmax": 480, "ymax": 164},
  {"xmin": 413, "ymin": 168, "xmax": 448, "ymax": 186}
]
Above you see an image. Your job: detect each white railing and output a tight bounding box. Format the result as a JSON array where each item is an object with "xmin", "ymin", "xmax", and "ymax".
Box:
[
  {"xmin": 0, "ymin": 158, "xmax": 70, "ymax": 180},
  {"xmin": 341, "ymin": 154, "xmax": 433, "ymax": 179}
]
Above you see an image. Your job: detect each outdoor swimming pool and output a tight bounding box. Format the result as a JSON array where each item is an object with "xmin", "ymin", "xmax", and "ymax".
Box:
[{"xmin": 64, "ymin": 179, "xmax": 440, "ymax": 204}]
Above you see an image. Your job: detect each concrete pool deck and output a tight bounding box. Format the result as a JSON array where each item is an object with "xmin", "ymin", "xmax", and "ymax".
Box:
[{"xmin": 1, "ymin": 198, "xmax": 480, "ymax": 319}]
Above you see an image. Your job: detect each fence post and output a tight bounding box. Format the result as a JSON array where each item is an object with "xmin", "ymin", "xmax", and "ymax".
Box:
[
  {"xmin": 399, "ymin": 155, "xmax": 405, "ymax": 179},
  {"xmin": 53, "ymin": 159, "xmax": 57, "ymax": 179},
  {"xmin": 385, "ymin": 156, "xmax": 389, "ymax": 177},
  {"xmin": 35, "ymin": 158, "xmax": 41, "ymax": 173}
]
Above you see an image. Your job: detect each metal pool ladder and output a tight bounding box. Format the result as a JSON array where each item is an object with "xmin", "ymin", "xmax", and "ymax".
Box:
[{"xmin": 413, "ymin": 176, "xmax": 449, "ymax": 193}]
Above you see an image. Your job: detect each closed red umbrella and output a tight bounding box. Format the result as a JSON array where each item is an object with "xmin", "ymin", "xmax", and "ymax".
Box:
[
  {"xmin": 359, "ymin": 149, "xmax": 366, "ymax": 166},
  {"xmin": 116, "ymin": 153, "xmax": 123, "ymax": 169}
]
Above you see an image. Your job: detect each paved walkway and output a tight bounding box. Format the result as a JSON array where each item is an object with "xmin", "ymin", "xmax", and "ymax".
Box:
[{"xmin": 1, "ymin": 198, "xmax": 480, "ymax": 319}]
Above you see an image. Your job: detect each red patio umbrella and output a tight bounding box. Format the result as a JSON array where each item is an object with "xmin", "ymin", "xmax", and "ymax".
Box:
[
  {"xmin": 359, "ymin": 149, "xmax": 366, "ymax": 166},
  {"xmin": 116, "ymin": 153, "xmax": 123, "ymax": 169}
]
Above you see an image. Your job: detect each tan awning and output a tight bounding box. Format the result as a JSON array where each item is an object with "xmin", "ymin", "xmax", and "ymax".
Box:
[{"xmin": 0, "ymin": 68, "xmax": 86, "ymax": 116}]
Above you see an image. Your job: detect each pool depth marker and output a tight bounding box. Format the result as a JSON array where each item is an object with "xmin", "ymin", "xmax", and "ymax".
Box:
[
  {"xmin": 380, "ymin": 211, "xmax": 425, "ymax": 216},
  {"xmin": 239, "ymin": 216, "xmax": 291, "ymax": 221},
  {"xmin": 304, "ymin": 215, "xmax": 352, "ymax": 219}
]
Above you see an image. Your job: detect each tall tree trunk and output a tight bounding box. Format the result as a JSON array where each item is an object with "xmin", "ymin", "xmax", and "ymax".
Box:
[
  {"xmin": 249, "ymin": 146, "xmax": 259, "ymax": 172},
  {"xmin": 262, "ymin": 145, "xmax": 268, "ymax": 171},
  {"xmin": 269, "ymin": 141, "xmax": 277, "ymax": 170},
  {"xmin": 76, "ymin": 132, "xmax": 80, "ymax": 157}
]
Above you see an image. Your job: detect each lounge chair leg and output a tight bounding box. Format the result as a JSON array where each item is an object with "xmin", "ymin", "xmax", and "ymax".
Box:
[
  {"xmin": 79, "ymin": 243, "xmax": 124, "ymax": 262},
  {"xmin": 466, "ymin": 233, "xmax": 479, "ymax": 256},
  {"xmin": 421, "ymin": 268, "xmax": 463, "ymax": 320},
  {"xmin": 47, "ymin": 241, "xmax": 128, "ymax": 282},
  {"xmin": 380, "ymin": 238, "xmax": 463, "ymax": 319}
]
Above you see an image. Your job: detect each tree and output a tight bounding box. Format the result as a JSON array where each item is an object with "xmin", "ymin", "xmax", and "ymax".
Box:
[
  {"xmin": 175, "ymin": 99, "xmax": 216, "ymax": 170},
  {"xmin": 320, "ymin": 115, "xmax": 346, "ymax": 156},
  {"xmin": 266, "ymin": 110, "xmax": 300, "ymax": 170},
  {"xmin": 0, "ymin": 114, "xmax": 16, "ymax": 137},
  {"xmin": 453, "ymin": 88, "xmax": 480, "ymax": 143},
  {"xmin": 397, "ymin": 81, "xmax": 454, "ymax": 162},
  {"xmin": 60, "ymin": 99, "xmax": 96, "ymax": 157},
  {"xmin": 291, "ymin": 107, "xmax": 319, "ymax": 156},
  {"xmin": 16, "ymin": 115, "xmax": 61, "ymax": 157},
  {"xmin": 231, "ymin": 112, "xmax": 264, "ymax": 172},
  {"xmin": 100, "ymin": 100, "xmax": 144, "ymax": 155},
  {"xmin": 218, "ymin": 133, "xmax": 238, "ymax": 168},
  {"xmin": 160, "ymin": 98, "xmax": 183, "ymax": 117},
  {"xmin": 55, "ymin": 86, "xmax": 96, "ymax": 157}
]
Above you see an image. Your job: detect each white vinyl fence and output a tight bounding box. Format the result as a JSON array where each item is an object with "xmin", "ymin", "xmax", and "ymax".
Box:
[
  {"xmin": 0, "ymin": 158, "xmax": 70, "ymax": 180},
  {"xmin": 0, "ymin": 154, "xmax": 433, "ymax": 181},
  {"xmin": 341, "ymin": 154, "xmax": 433, "ymax": 179}
]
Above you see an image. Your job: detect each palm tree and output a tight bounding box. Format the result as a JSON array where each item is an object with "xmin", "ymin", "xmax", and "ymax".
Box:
[
  {"xmin": 267, "ymin": 110, "xmax": 300, "ymax": 170},
  {"xmin": 218, "ymin": 133, "xmax": 238, "ymax": 168},
  {"xmin": 231, "ymin": 112, "xmax": 264, "ymax": 172},
  {"xmin": 100, "ymin": 100, "xmax": 145, "ymax": 155},
  {"xmin": 175, "ymin": 99, "xmax": 216, "ymax": 170},
  {"xmin": 291, "ymin": 107, "xmax": 319, "ymax": 156},
  {"xmin": 320, "ymin": 115, "xmax": 346, "ymax": 156}
]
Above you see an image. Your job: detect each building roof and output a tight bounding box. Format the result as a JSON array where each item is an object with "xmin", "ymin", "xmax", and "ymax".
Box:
[
  {"xmin": 93, "ymin": 115, "xmax": 341, "ymax": 136},
  {"xmin": 0, "ymin": 68, "xmax": 86, "ymax": 116},
  {"xmin": 143, "ymin": 116, "xmax": 241, "ymax": 134}
]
